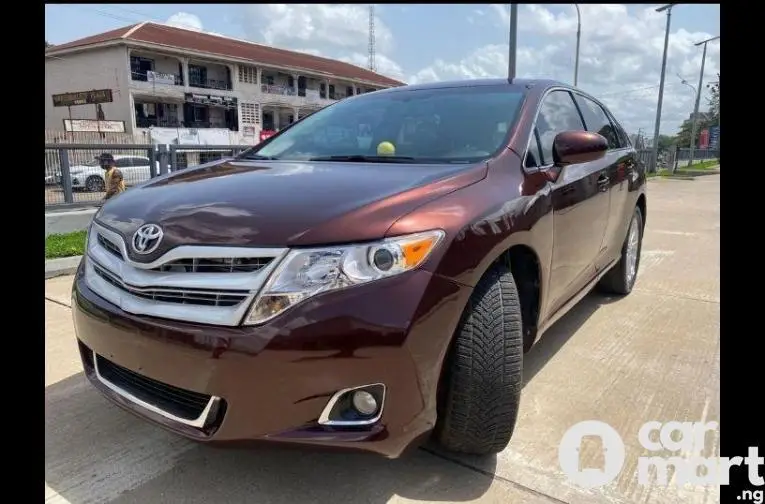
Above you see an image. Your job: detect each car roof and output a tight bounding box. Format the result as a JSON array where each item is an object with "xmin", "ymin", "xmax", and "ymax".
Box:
[{"xmin": 368, "ymin": 78, "xmax": 569, "ymax": 95}]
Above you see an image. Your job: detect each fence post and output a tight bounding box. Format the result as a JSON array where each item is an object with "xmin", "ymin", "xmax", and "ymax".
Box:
[
  {"xmin": 170, "ymin": 145, "xmax": 178, "ymax": 172},
  {"xmin": 157, "ymin": 144, "xmax": 170, "ymax": 175},
  {"xmin": 672, "ymin": 146, "xmax": 679, "ymax": 174},
  {"xmin": 148, "ymin": 146, "xmax": 158, "ymax": 179},
  {"xmin": 59, "ymin": 148, "xmax": 74, "ymax": 204}
]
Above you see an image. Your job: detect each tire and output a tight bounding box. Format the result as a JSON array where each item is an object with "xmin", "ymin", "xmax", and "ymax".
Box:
[
  {"xmin": 85, "ymin": 175, "xmax": 105, "ymax": 193},
  {"xmin": 599, "ymin": 206, "xmax": 644, "ymax": 295},
  {"xmin": 434, "ymin": 261, "xmax": 524, "ymax": 455}
]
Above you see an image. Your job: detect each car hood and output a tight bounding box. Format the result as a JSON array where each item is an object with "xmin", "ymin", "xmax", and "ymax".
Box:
[{"xmin": 95, "ymin": 159, "xmax": 487, "ymax": 262}]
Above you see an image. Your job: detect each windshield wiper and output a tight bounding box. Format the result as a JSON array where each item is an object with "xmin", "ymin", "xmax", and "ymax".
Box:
[
  {"xmin": 308, "ymin": 155, "xmax": 417, "ymax": 163},
  {"xmin": 238, "ymin": 153, "xmax": 279, "ymax": 160}
]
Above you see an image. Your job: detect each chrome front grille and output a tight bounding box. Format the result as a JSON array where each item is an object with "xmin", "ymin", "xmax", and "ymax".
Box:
[
  {"xmin": 153, "ymin": 257, "xmax": 273, "ymax": 273},
  {"xmin": 92, "ymin": 262, "xmax": 249, "ymax": 307},
  {"xmin": 97, "ymin": 233, "xmax": 123, "ymax": 260},
  {"xmin": 84, "ymin": 222, "xmax": 288, "ymax": 326}
]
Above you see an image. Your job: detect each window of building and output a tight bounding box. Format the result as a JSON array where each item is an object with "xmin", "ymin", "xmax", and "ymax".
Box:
[
  {"xmin": 238, "ymin": 65, "xmax": 257, "ymax": 84},
  {"xmin": 241, "ymin": 102, "xmax": 260, "ymax": 125}
]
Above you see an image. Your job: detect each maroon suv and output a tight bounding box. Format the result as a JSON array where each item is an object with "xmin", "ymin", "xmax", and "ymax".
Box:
[{"xmin": 72, "ymin": 79, "xmax": 646, "ymax": 458}]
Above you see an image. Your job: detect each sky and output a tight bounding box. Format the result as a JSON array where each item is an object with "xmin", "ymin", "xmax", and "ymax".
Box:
[{"xmin": 44, "ymin": 3, "xmax": 720, "ymax": 136}]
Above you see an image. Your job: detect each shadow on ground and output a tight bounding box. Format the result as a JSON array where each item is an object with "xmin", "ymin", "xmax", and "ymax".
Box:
[{"xmin": 45, "ymin": 292, "xmax": 619, "ymax": 504}]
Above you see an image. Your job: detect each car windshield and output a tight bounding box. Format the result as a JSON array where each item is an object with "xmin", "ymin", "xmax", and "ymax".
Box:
[{"xmin": 243, "ymin": 85, "xmax": 526, "ymax": 164}]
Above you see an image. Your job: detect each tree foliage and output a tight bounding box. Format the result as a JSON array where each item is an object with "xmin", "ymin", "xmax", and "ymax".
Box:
[{"xmin": 706, "ymin": 72, "xmax": 719, "ymax": 124}]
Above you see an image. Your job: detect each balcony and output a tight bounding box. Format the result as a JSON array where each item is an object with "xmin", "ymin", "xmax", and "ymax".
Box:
[
  {"xmin": 261, "ymin": 84, "xmax": 297, "ymax": 96},
  {"xmin": 132, "ymin": 71, "xmax": 184, "ymax": 86},
  {"xmin": 188, "ymin": 61, "xmax": 233, "ymax": 92},
  {"xmin": 188, "ymin": 77, "xmax": 232, "ymax": 91},
  {"xmin": 136, "ymin": 117, "xmax": 182, "ymax": 128}
]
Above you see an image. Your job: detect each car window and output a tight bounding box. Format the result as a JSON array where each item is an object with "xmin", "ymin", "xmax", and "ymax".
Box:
[
  {"xmin": 606, "ymin": 111, "xmax": 632, "ymax": 148},
  {"xmin": 248, "ymin": 86, "xmax": 527, "ymax": 164},
  {"xmin": 114, "ymin": 158, "xmax": 132, "ymax": 168},
  {"xmin": 132, "ymin": 157, "xmax": 150, "ymax": 166},
  {"xmin": 535, "ymin": 90, "xmax": 585, "ymax": 164},
  {"xmin": 573, "ymin": 95, "xmax": 621, "ymax": 150},
  {"xmin": 525, "ymin": 128, "xmax": 543, "ymax": 168}
]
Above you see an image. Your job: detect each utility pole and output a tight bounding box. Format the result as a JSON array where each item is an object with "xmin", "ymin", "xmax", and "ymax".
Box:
[
  {"xmin": 688, "ymin": 35, "xmax": 719, "ymax": 168},
  {"xmin": 649, "ymin": 4, "xmax": 675, "ymax": 174},
  {"xmin": 368, "ymin": 5, "xmax": 376, "ymax": 72},
  {"xmin": 574, "ymin": 4, "xmax": 581, "ymax": 87},
  {"xmin": 508, "ymin": 4, "xmax": 518, "ymax": 80}
]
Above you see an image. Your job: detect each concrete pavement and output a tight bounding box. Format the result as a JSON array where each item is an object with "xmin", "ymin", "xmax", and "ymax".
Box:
[{"xmin": 45, "ymin": 174, "xmax": 720, "ymax": 504}]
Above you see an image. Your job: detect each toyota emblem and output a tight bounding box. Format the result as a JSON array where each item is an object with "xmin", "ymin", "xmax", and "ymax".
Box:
[{"xmin": 132, "ymin": 224, "xmax": 164, "ymax": 255}]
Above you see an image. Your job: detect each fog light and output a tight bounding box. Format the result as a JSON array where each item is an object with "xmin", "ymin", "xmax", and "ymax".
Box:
[{"xmin": 351, "ymin": 390, "xmax": 378, "ymax": 416}]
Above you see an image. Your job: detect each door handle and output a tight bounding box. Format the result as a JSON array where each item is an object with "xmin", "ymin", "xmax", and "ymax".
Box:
[{"xmin": 597, "ymin": 174, "xmax": 610, "ymax": 192}]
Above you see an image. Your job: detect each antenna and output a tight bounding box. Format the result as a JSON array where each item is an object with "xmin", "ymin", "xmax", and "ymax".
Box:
[{"xmin": 368, "ymin": 5, "xmax": 376, "ymax": 72}]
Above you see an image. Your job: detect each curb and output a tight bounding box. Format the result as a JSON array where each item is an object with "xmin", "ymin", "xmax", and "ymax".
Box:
[{"xmin": 45, "ymin": 255, "xmax": 82, "ymax": 279}]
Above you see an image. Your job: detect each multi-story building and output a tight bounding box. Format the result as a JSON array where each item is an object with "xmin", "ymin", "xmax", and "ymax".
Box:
[{"xmin": 45, "ymin": 21, "xmax": 404, "ymax": 143}]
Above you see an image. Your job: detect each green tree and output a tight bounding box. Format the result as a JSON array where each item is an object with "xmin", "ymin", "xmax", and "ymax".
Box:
[
  {"xmin": 45, "ymin": 40, "xmax": 51, "ymax": 49},
  {"xmin": 707, "ymin": 72, "xmax": 719, "ymax": 124}
]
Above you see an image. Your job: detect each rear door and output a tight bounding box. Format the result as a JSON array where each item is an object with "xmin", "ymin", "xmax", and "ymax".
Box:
[
  {"xmin": 572, "ymin": 94, "xmax": 636, "ymax": 270},
  {"xmin": 533, "ymin": 90, "xmax": 611, "ymax": 316}
]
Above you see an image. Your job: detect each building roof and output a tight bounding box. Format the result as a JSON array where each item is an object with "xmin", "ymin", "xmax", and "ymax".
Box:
[{"xmin": 46, "ymin": 22, "xmax": 404, "ymax": 88}]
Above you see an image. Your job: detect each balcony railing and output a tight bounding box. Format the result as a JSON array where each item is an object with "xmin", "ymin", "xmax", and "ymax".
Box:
[
  {"xmin": 189, "ymin": 78, "xmax": 232, "ymax": 91},
  {"xmin": 261, "ymin": 84, "xmax": 297, "ymax": 96},
  {"xmin": 132, "ymin": 71, "xmax": 183, "ymax": 86},
  {"xmin": 136, "ymin": 117, "xmax": 182, "ymax": 128}
]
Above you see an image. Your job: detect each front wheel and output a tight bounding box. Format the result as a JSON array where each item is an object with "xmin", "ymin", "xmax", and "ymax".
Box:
[
  {"xmin": 599, "ymin": 206, "xmax": 644, "ymax": 295},
  {"xmin": 85, "ymin": 175, "xmax": 105, "ymax": 193},
  {"xmin": 434, "ymin": 261, "xmax": 524, "ymax": 455}
]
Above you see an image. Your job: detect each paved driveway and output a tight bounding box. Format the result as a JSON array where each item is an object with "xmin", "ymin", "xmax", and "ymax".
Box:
[{"xmin": 45, "ymin": 174, "xmax": 720, "ymax": 504}]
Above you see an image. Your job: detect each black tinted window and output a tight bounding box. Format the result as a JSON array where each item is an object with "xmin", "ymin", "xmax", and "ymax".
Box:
[
  {"xmin": 114, "ymin": 158, "xmax": 131, "ymax": 168},
  {"xmin": 252, "ymin": 86, "xmax": 526, "ymax": 164},
  {"xmin": 131, "ymin": 157, "xmax": 150, "ymax": 166},
  {"xmin": 536, "ymin": 91, "xmax": 585, "ymax": 164},
  {"xmin": 574, "ymin": 95, "xmax": 621, "ymax": 149},
  {"xmin": 525, "ymin": 128, "xmax": 543, "ymax": 168}
]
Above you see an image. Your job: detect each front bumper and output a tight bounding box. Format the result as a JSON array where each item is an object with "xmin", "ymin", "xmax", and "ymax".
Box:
[{"xmin": 72, "ymin": 261, "xmax": 472, "ymax": 458}]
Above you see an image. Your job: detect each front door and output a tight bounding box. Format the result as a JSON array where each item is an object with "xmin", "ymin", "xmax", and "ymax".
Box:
[
  {"xmin": 573, "ymin": 94, "xmax": 636, "ymax": 270},
  {"xmin": 534, "ymin": 90, "xmax": 611, "ymax": 316}
]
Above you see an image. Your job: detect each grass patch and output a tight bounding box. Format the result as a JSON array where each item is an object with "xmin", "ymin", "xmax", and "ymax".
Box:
[
  {"xmin": 46, "ymin": 230, "xmax": 87, "ymax": 259},
  {"xmin": 683, "ymin": 159, "xmax": 719, "ymax": 171}
]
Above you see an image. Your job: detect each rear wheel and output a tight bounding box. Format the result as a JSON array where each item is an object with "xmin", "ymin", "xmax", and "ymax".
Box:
[
  {"xmin": 85, "ymin": 175, "xmax": 105, "ymax": 193},
  {"xmin": 434, "ymin": 261, "xmax": 523, "ymax": 455},
  {"xmin": 599, "ymin": 206, "xmax": 644, "ymax": 295}
]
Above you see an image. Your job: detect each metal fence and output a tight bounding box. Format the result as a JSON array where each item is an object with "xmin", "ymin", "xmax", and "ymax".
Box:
[
  {"xmin": 635, "ymin": 147, "xmax": 719, "ymax": 173},
  {"xmin": 45, "ymin": 143, "xmax": 250, "ymax": 209}
]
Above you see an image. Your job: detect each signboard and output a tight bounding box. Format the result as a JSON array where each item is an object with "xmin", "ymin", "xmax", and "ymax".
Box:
[
  {"xmin": 709, "ymin": 126, "xmax": 720, "ymax": 149},
  {"xmin": 149, "ymin": 127, "xmax": 231, "ymax": 146},
  {"xmin": 259, "ymin": 130, "xmax": 276, "ymax": 143},
  {"xmin": 243, "ymin": 126, "xmax": 256, "ymax": 137},
  {"xmin": 698, "ymin": 129, "xmax": 710, "ymax": 149},
  {"xmin": 184, "ymin": 93, "xmax": 237, "ymax": 108},
  {"xmin": 52, "ymin": 89, "xmax": 113, "ymax": 107},
  {"xmin": 147, "ymin": 71, "xmax": 176, "ymax": 86},
  {"xmin": 64, "ymin": 119, "xmax": 125, "ymax": 133}
]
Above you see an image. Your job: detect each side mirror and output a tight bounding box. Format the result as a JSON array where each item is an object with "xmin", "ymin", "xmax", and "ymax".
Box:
[{"xmin": 553, "ymin": 130, "xmax": 608, "ymax": 166}]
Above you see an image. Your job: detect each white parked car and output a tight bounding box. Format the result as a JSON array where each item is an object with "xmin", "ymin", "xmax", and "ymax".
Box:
[{"xmin": 57, "ymin": 155, "xmax": 160, "ymax": 192}]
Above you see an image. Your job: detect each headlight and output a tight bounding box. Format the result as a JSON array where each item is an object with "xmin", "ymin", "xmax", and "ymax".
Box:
[{"xmin": 243, "ymin": 230, "xmax": 445, "ymax": 325}]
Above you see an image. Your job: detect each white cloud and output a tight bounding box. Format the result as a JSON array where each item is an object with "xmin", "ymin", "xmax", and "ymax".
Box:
[
  {"xmin": 414, "ymin": 4, "xmax": 720, "ymax": 135},
  {"xmin": 238, "ymin": 4, "xmax": 402, "ymax": 81},
  {"xmin": 165, "ymin": 12, "xmax": 203, "ymax": 32}
]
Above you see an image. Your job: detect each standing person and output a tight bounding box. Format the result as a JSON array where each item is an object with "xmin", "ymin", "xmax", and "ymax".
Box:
[{"xmin": 99, "ymin": 153, "xmax": 125, "ymax": 200}]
